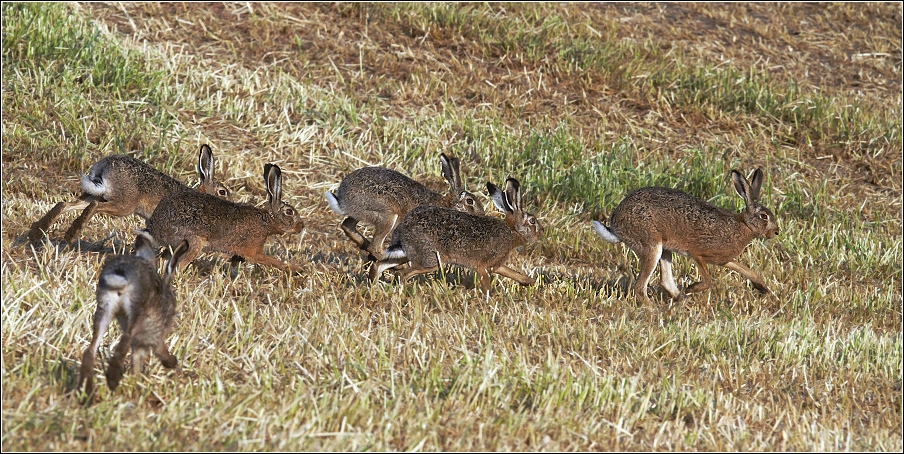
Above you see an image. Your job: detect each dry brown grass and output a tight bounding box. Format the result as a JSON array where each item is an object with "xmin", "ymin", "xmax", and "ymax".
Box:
[{"xmin": 2, "ymin": 2, "xmax": 901, "ymax": 451}]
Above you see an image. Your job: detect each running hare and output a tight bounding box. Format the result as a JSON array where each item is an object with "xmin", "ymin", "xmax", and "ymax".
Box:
[
  {"xmin": 592, "ymin": 168, "xmax": 779, "ymax": 304},
  {"xmin": 146, "ymin": 163, "xmax": 304, "ymax": 273},
  {"xmin": 78, "ymin": 230, "xmax": 189, "ymax": 399},
  {"xmin": 26, "ymin": 144, "xmax": 230, "ymax": 243},
  {"xmin": 324, "ymin": 153, "xmax": 485, "ymax": 260},
  {"xmin": 370, "ymin": 177, "xmax": 543, "ymax": 293}
]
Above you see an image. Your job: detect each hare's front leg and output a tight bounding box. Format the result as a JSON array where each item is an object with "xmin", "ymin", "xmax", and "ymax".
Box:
[
  {"xmin": 367, "ymin": 214, "xmax": 399, "ymax": 260},
  {"xmin": 685, "ymin": 255, "xmax": 713, "ymax": 293},
  {"xmin": 723, "ymin": 261, "xmax": 770, "ymax": 294}
]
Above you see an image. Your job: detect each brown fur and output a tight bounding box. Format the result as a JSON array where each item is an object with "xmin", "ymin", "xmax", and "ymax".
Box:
[
  {"xmin": 325, "ymin": 153, "xmax": 485, "ymax": 260},
  {"xmin": 593, "ymin": 168, "xmax": 780, "ymax": 304},
  {"xmin": 370, "ymin": 177, "xmax": 543, "ymax": 293},
  {"xmin": 146, "ymin": 163, "xmax": 304, "ymax": 273},
  {"xmin": 78, "ymin": 231, "xmax": 188, "ymax": 401},
  {"xmin": 26, "ymin": 144, "xmax": 230, "ymax": 243}
]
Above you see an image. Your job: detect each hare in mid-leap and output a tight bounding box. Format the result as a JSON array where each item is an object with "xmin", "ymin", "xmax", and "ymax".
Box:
[
  {"xmin": 26, "ymin": 144, "xmax": 231, "ymax": 243},
  {"xmin": 78, "ymin": 230, "xmax": 189, "ymax": 399},
  {"xmin": 324, "ymin": 153, "xmax": 485, "ymax": 260},
  {"xmin": 146, "ymin": 163, "xmax": 304, "ymax": 274},
  {"xmin": 592, "ymin": 168, "xmax": 780, "ymax": 304},
  {"xmin": 370, "ymin": 177, "xmax": 543, "ymax": 293}
]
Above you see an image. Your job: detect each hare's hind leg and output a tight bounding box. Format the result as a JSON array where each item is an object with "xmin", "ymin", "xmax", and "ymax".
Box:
[
  {"xmin": 632, "ymin": 244, "xmax": 661, "ymax": 304},
  {"xmin": 154, "ymin": 340, "xmax": 178, "ymax": 369},
  {"xmin": 658, "ymin": 250, "xmax": 683, "ymax": 300},
  {"xmin": 26, "ymin": 195, "xmax": 95, "ymax": 242},
  {"xmin": 397, "ymin": 264, "xmax": 439, "ymax": 283},
  {"xmin": 105, "ymin": 333, "xmax": 134, "ymax": 391},
  {"xmin": 493, "ymin": 265, "xmax": 536, "ymax": 286},
  {"xmin": 340, "ymin": 217, "xmax": 370, "ymax": 251},
  {"xmin": 723, "ymin": 261, "xmax": 770, "ymax": 294}
]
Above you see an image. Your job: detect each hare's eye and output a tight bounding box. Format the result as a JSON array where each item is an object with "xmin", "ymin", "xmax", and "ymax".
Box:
[
  {"xmin": 759, "ymin": 213, "xmax": 768, "ymax": 220},
  {"xmin": 466, "ymin": 198, "xmax": 474, "ymax": 205},
  {"xmin": 528, "ymin": 218, "xmax": 536, "ymax": 225},
  {"xmin": 218, "ymin": 189, "xmax": 228, "ymax": 197},
  {"xmin": 285, "ymin": 208, "xmax": 295, "ymax": 216}
]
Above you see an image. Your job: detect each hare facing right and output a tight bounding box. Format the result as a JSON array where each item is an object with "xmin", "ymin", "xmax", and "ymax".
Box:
[
  {"xmin": 370, "ymin": 177, "xmax": 544, "ymax": 293},
  {"xmin": 592, "ymin": 168, "xmax": 780, "ymax": 304},
  {"xmin": 146, "ymin": 163, "xmax": 305, "ymax": 274},
  {"xmin": 26, "ymin": 144, "xmax": 230, "ymax": 244},
  {"xmin": 324, "ymin": 153, "xmax": 485, "ymax": 260},
  {"xmin": 78, "ymin": 230, "xmax": 189, "ymax": 399}
]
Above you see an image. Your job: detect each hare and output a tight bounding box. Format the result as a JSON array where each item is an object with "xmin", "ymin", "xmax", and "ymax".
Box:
[
  {"xmin": 26, "ymin": 144, "xmax": 231, "ymax": 244},
  {"xmin": 78, "ymin": 230, "xmax": 189, "ymax": 398},
  {"xmin": 592, "ymin": 168, "xmax": 780, "ymax": 304},
  {"xmin": 146, "ymin": 163, "xmax": 304, "ymax": 274},
  {"xmin": 324, "ymin": 153, "xmax": 485, "ymax": 260},
  {"xmin": 370, "ymin": 177, "xmax": 544, "ymax": 293}
]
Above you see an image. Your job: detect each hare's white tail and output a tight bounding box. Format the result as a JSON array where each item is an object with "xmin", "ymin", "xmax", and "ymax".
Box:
[
  {"xmin": 592, "ymin": 220, "xmax": 621, "ymax": 244},
  {"xmin": 383, "ymin": 245, "xmax": 406, "ymax": 260},
  {"xmin": 80, "ymin": 161, "xmax": 111, "ymax": 198},
  {"xmin": 99, "ymin": 268, "xmax": 130, "ymax": 290},
  {"xmin": 324, "ymin": 191, "xmax": 345, "ymax": 215}
]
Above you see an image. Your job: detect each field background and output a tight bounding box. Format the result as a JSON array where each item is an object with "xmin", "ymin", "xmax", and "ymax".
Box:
[{"xmin": 2, "ymin": 2, "xmax": 901, "ymax": 451}]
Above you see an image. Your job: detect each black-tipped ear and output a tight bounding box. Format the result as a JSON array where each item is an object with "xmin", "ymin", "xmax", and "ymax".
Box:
[
  {"xmin": 732, "ymin": 169, "xmax": 752, "ymax": 207},
  {"xmin": 264, "ymin": 164, "xmax": 282, "ymax": 207},
  {"xmin": 197, "ymin": 144, "xmax": 213, "ymax": 184},
  {"xmin": 166, "ymin": 240, "xmax": 189, "ymax": 279},
  {"xmin": 504, "ymin": 177, "xmax": 521, "ymax": 212},
  {"xmin": 440, "ymin": 153, "xmax": 462, "ymax": 192},
  {"xmin": 133, "ymin": 229, "xmax": 157, "ymax": 263},
  {"xmin": 487, "ymin": 181, "xmax": 511, "ymax": 213},
  {"xmin": 748, "ymin": 168, "xmax": 764, "ymax": 204}
]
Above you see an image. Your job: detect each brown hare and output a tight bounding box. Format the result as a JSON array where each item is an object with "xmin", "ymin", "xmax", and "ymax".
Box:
[
  {"xmin": 370, "ymin": 177, "xmax": 543, "ymax": 294},
  {"xmin": 146, "ymin": 163, "xmax": 304, "ymax": 273},
  {"xmin": 26, "ymin": 144, "xmax": 230, "ymax": 243},
  {"xmin": 78, "ymin": 230, "xmax": 189, "ymax": 399},
  {"xmin": 324, "ymin": 153, "xmax": 485, "ymax": 260},
  {"xmin": 592, "ymin": 168, "xmax": 779, "ymax": 304}
]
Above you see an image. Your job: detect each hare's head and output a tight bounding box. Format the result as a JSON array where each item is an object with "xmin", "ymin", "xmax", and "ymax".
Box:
[
  {"xmin": 264, "ymin": 163, "xmax": 305, "ymax": 235},
  {"xmin": 440, "ymin": 153, "xmax": 485, "ymax": 216},
  {"xmin": 197, "ymin": 144, "xmax": 231, "ymax": 200},
  {"xmin": 733, "ymin": 168, "xmax": 779, "ymax": 239},
  {"xmin": 487, "ymin": 177, "xmax": 544, "ymax": 244}
]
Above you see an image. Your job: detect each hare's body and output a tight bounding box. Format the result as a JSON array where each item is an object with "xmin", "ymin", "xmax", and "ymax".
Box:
[
  {"xmin": 371, "ymin": 178, "xmax": 543, "ymax": 293},
  {"xmin": 325, "ymin": 154, "xmax": 484, "ymax": 260},
  {"xmin": 593, "ymin": 169, "xmax": 779, "ymax": 304},
  {"xmin": 146, "ymin": 164, "xmax": 304, "ymax": 273},
  {"xmin": 78, "ymin": 231, "xmax": 188, "ymax": 398},
  {"xmin": 27, "ymin": 145, "xmax": 229, "ymax": 243}
]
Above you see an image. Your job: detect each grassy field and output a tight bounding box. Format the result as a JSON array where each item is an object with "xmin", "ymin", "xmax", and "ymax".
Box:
[{"xmin": 2, "ymin": 2, "xmax": 901, "ymax": 451}]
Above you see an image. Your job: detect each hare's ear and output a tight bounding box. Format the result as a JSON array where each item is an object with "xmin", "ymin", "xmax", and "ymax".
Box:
[
  {"xmin": 440, "ymin": 153, "xmax": 463, "ymax": 193},
  {"xmin": 165, "ymin": 240, "xmax": 189, "ymax": 280},
  {"xmin": 198, "ymin": 144, "xmax": 213, "ymax": 185},
  {"xmin": 504, "ymin": 177, "xmax": 521, "ymax": 213},
  {"xmin": 133, "ymin": 229, "xmax": 157, "ymax": 263},
  {"xmin": 732, "ymin": 169, "xmax": 753, "ymax": 207},
  {"xmin": 264, "ymin": 164, "xmax": 282, "ymax": 208},
  {"xmin": 747, "ymin": 168, "xmax": 764, "ymax": 204},
  {"xmin": 487, "ymin": 182, "xmax": 512, "ymax": 214}
]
